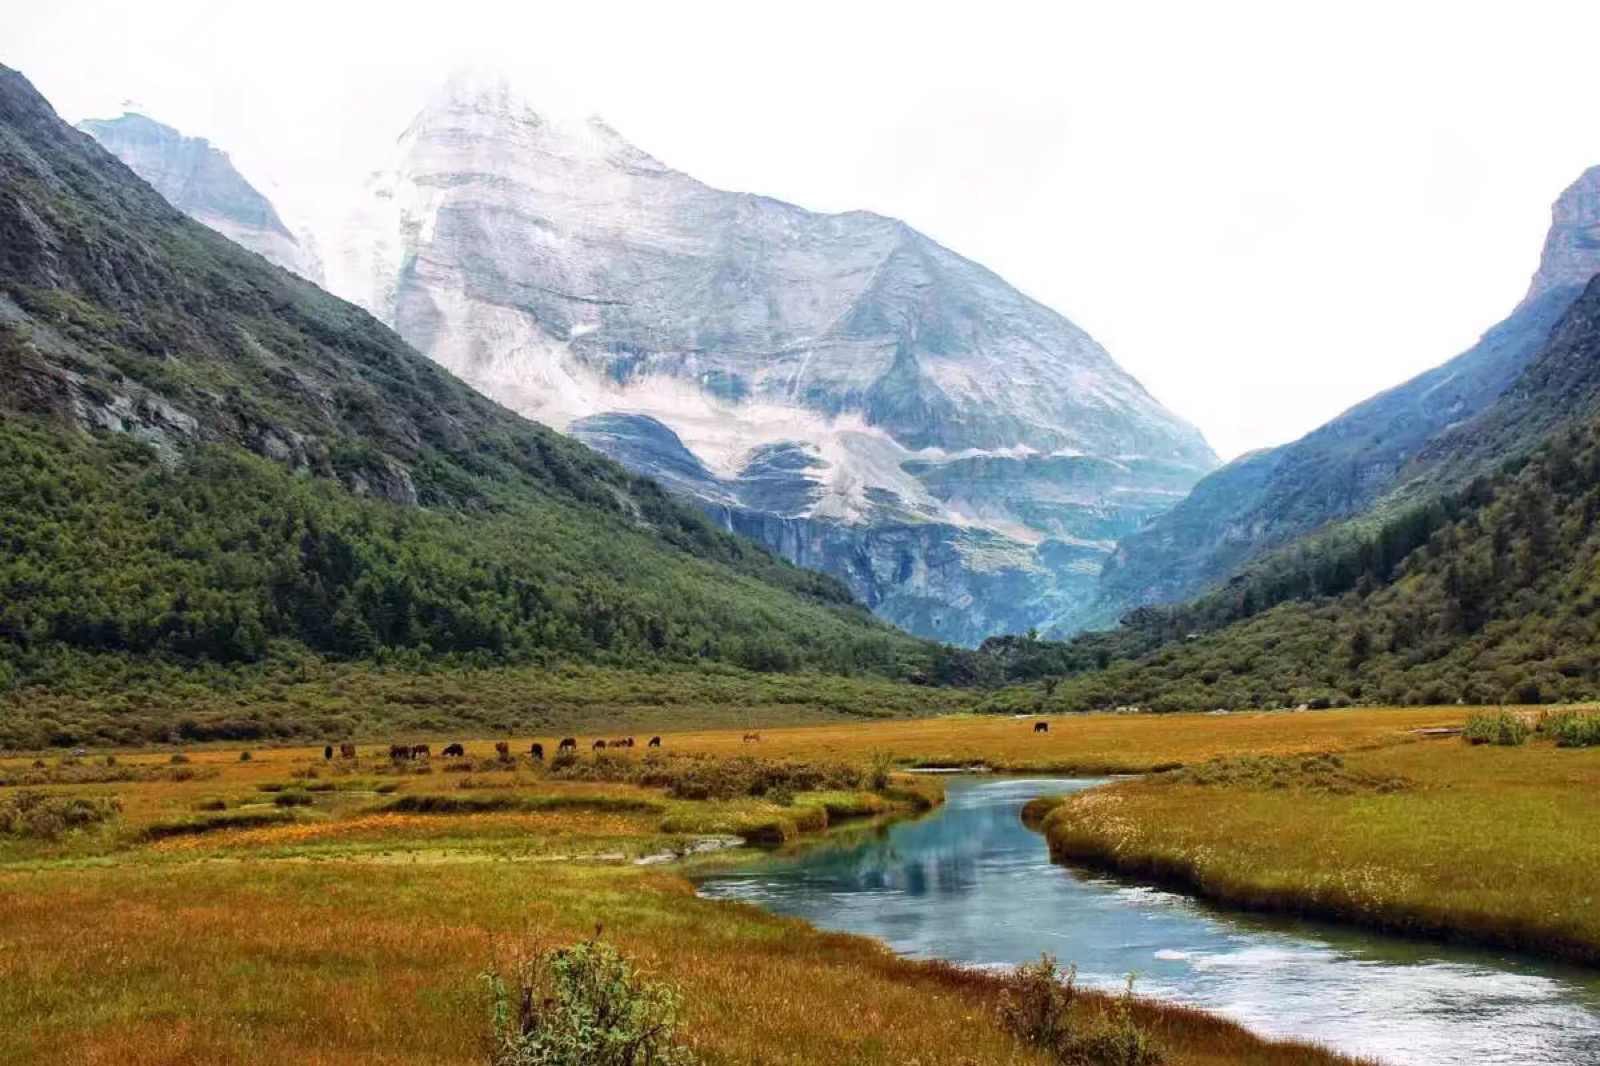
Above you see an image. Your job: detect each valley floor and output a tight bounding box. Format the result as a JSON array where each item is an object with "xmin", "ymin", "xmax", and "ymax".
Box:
[{"xmin": 0, "ymin": 714, "xmax": 1408, "ymax": 1066}]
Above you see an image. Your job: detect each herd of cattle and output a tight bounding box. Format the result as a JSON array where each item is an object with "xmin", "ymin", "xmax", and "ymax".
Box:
[
  {"xmin": 318, "ymin": 721, "xmax": 1051, "ymax": 762},
  {"xmin": 320, "ymin": 737, "xmax": 665, "ymax": 761}
]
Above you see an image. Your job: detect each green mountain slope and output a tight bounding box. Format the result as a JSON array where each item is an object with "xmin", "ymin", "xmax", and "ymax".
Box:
[
  {"xmin": 981, "ymin": 275, "xmax": 1600, "ymax": 709},
  {"xmin": 1086, "ymin": 167, "xmax": 1600, "ymax": 629},
  {"xmin": 0, "ymin": 65, "xmax": 931, "ymax": 696}
]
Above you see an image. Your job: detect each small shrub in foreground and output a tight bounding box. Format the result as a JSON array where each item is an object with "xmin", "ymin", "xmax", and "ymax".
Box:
[
  {"xmin": 1463, "ymin": 710, "xmax": 1530, "ymax": 746},
  {"xmin": 995, "ymin": 954, "xmax": 1163, "ymax": 1066},
  {"xmin": 483, "ymin": 937, "xmax": 699, "ymax": 1066}
]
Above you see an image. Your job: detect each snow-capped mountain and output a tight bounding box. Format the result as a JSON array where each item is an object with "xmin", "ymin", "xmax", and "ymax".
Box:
[
  {"xmin": 88, "ymin": 74, "xmax": 1217, "ymax": 643},
  {"xmin": 80, "ymin": 113, "xmax": 322, "ymax": 283}
]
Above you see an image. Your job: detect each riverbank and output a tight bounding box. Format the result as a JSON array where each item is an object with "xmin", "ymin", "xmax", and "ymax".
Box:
[
  {"xmin": 0, "ymin": 741, "xmax": 1370, "ymax": 1065},
  {"xmin": 1026, "ymin": 740, "xmax": 1600, "ymax": 966}
]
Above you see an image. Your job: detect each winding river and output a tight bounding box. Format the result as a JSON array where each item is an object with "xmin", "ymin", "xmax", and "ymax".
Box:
[{"xmin": 693, "ymin": 777, "xmax": 1600, "ymax": 1066}]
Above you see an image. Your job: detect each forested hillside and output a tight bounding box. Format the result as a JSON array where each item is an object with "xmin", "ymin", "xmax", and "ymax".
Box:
[
  {"xmin": 980, "ymin": 275, "xmax": 1600, "ymax": 709},
  {"xmin": 0, "ymin": 64, "xmax": 933, "ymax": 704}
]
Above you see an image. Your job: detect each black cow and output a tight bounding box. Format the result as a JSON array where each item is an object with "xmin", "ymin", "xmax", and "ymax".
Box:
[
  {"xmin": 441, "ymin": 743, "xmax": 466, "ymax": 758},
  {"xmin": 1033, "ymin": 721, "xmax": 1049, "ymax": 734},
  {"xmin": 530, "ymin": 743, "xmax": 545, "ymax": 760},
  {"xmin": 647, "ymin": 736, "xmax": 661, "ymax": 748}
]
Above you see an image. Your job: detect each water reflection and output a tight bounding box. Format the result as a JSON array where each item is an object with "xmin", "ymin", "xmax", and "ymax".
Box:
[{"xmin": 694, "ymin": 777, "xmax": 1600, "ymax": 1066}]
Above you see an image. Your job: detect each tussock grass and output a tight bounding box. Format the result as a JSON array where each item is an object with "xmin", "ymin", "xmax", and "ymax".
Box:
[
  {"xmin": 381, "ymin": 792, "xmax": 664, "ymax": 816},
  {"xmin": 1033, "ymin": 739, "xmax": 1600, "ymax": 964},
  {"xmin": 141, "ymin": 807, "xmax": 298, "ymax": 841}
]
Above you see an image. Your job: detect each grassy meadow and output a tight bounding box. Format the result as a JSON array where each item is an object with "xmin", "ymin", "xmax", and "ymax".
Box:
[
  {"xmin": 0, "ymin": 712, "xmax": 1413, "ymax": 1066},
  {"xmin": 1030, "ymin": 719, "xmax": 1600, "ymax": 964}
]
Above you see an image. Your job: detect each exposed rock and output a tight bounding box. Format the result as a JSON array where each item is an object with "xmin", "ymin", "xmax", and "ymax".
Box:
[{"xmin": 311, "ymin": 71, "xmax": 1215, "ymax": 641}]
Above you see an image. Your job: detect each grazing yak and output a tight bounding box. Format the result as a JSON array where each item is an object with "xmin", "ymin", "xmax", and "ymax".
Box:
[
  {"xmin": 1033, "ymin": 721, "xmax": 1049, "ymax": 734},
  {"xmin": 339, "ymin": 743, "xmax": 357, "ymax": 759},
  {"xmin": 441, "ymin": 743, "xmax": 466, "ymax": 758},
  {"xmin": 495, "ymin": 741, "xmax": 511, "ymax": 759},
  {"xmin": 530, "ymin": 743, "xmax": 545, "ymax": 760},
  {"xmin": 592, "ymin": 740, "xmax": 606, "ymax": 751},
  {"xmin": 411, "ymin": 744, "xmax": 431, "ymax": 758},
  {"xmin": 389, "ymin": 743, "xmax": 411, "ymax": 760},
  {"xmin": 323, "ymin": 745, "xmax": 333, "ymax": 760},
  {"xmin": 558, "ymin": 738, "xmax": 577, "ymax": 753},
  {"xmin": 648, "ymin": 736, "xmax": 661, "ymax": 748},
  {"xmin": 743, "ymin": 732, "xmax": 760, "ymax": 743}
]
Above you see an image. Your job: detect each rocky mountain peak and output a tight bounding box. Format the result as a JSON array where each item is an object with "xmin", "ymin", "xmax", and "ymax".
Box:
[
  {"xmin": 79, "ymin": 112, "xmax": 322, "ymax": 283},
  {"xmin": 1521, "ymin": 165, "xmax": 1600, "ymax": 308}
]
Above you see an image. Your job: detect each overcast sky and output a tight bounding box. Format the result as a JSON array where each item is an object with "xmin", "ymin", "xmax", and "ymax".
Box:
[{"xmin": 10, "ymin": 0, "xmax": 1600, "ymax": 458}]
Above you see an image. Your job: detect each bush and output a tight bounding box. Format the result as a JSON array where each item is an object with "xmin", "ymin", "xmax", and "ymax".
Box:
[
  {"xmin": 0, "ymin": 790, "xmax": 121, "ymax": 840},
  {"xmin": 239, "ymin": 751, "xmax": 253, "ymax": 762},
  {"xmin": 1463, "ymin": 710, "xmax": 1531, "ymax": 746},
  {"xmin": 1542, "ymin": 711, "xmax": 1600, "ymax": 748},
  {"xmin": 484, "ymin": 938, "xmax": 699, "ymax": 1066},
  {"xmin": 169, "ymin": 753, "xmax": 190, "ymax": 765},
  {"xmin": 995, "ymin": 955, "xmax": 1162, "ymax": 1066},
  {"xmin": 867, "ymin": 750, "xmax": 894, "ymax": 792}
]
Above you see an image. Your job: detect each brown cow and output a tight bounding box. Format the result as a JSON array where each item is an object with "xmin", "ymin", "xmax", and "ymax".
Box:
[
  {"xmin": 1033, "ymin": 721, "xmax": 1049, "ymax": 734},
  {"xmin": 339, "ymin": 743, "xmax": 357, "ymax": 759},
  {"xmin": 647, "ymin": 736, "xmax": 661, "ymax": 748},
  {"xmin": 558, "ymin": 738, "xmax": 577, "ymax": 753},
  {"xmin": 442, "ymin": 743, "xmax": 466, "ymax": 758},
  {"xmin": 530, "ymin": 743, "xmax": 545, "ymax": 760}
]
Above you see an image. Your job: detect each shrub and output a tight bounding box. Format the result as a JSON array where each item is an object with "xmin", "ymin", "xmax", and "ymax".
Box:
[
  {"xmin": 0, "ymin": 790, "xmax": 121, "ymax": 840},
  {"xmin": 1463, "ymin": 710, "xmax": 1530, "ymax": 746},
  {"xmin": 169, "ymin": 753, "xmax": 190, "ymax": 765},
  {"xmin": 483, "ymin": 938, "xmax": 699, "ymax": 1066},
  {"xmin": 1542, "ymin": 711, "xmax": 1600, "ymax": 748},
  {"xmin": 239, "ymin": 751, "xmax": 253, "ymax": 762},
  {"xmin": 995, "ymin": 956, "xmax": 1162, "ymax": 1066},
  {"xmin": 996, "ymin": 954, "xmax": 1078, "ymax": 1054}
]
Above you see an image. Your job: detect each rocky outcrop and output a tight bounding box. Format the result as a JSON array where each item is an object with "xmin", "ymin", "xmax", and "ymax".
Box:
[
  {"xmin": 80, "ymin": 113, "xmax": 321, "ymax": 282},
  {"xmin": 310, "ymin": 72, "xmax": 1216, "ymax": 642}
]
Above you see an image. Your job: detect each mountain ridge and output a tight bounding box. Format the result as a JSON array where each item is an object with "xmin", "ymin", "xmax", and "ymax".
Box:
[{"xmin": 149, "ymin": 70, "xmax": 1215, "ymax": 645}]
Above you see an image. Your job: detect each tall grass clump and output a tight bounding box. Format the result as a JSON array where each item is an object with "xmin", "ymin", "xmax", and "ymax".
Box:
[
  {"xmin": 1542, "ymin": 711, "xmax": 1600, "ymax": 747},
  {"xmin": 484, "ymin": 937, "xmax": 699, "ymax": 1066},
  {"xmin": 1463, "ymin": 710, "xmax": 1530, "ymax": 746},
  {"xmin": 995, "ymin": 955, "xmax": 1162, "ymax": 1066},
  {"xmin": 0, "ymin": 790, "xmax": 121, "ymax": 840}
]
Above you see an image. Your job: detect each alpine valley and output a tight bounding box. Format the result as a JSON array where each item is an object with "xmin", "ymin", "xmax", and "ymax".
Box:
[{"xmin": 82, "ymin": 72, "xmax": 1217, "ymax": 645}]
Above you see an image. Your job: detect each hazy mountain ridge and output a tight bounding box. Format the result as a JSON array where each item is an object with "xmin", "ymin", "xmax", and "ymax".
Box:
[
  {"xmin": 79, "ymin": 112, "xmax": 322, "ymax": 283},
  {"xmin": 1091, "ymin": 166, "xmax": 1600, "ymax": 625}
]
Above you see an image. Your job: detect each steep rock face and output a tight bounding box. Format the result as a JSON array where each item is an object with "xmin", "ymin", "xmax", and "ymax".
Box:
[
  {"xmin": 1092, "ymin": 166, "xmax": 1600, "ymax": 623},
  {"xmin": 79, "ymin": 113, "xmax": 321, "ymax": 282},
  {"xmin": 316, "ymin": 73, "xmax": 1215, "ymax": 642}
]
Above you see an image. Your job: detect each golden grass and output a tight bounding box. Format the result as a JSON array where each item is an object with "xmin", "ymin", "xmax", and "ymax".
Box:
[
  {"xmin": 1034, "ymin": 738, "xmax": 1600, "ymax": 964},
  {"xmin": 0, "ymin": 708, "xmax": 1467, "ymax": 1064}
]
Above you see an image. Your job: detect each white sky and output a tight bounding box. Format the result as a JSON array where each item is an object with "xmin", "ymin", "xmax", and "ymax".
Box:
[{"xmin": 10, "ymin": 0, "xmax": 1600, "ymax": 459}]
